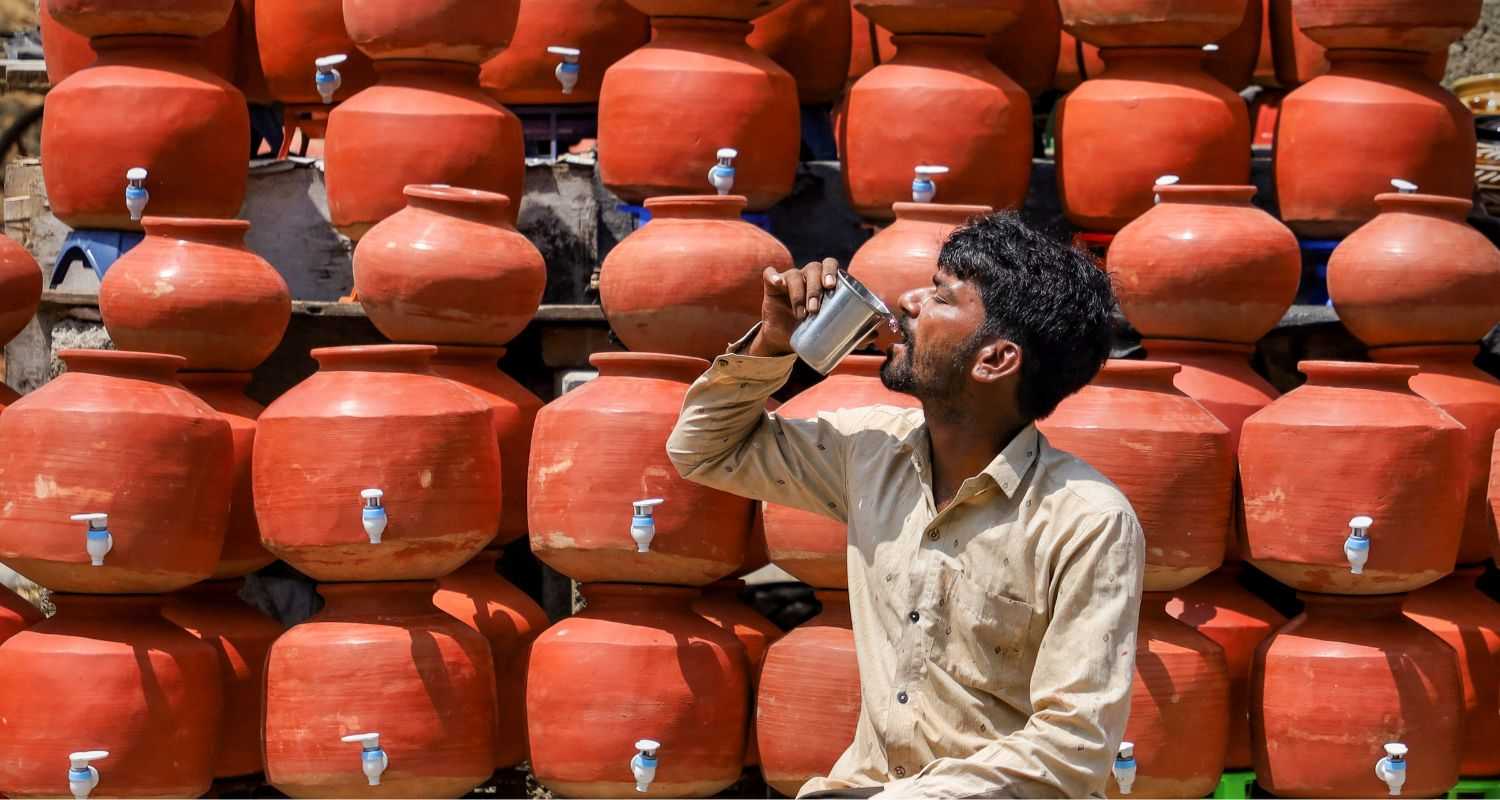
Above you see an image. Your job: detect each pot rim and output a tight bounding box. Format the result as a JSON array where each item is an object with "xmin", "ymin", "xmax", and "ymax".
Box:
[
  {"xmin": 1152, "ymin": 184, "xmax": 1257, "ymax": 204},
  {"xmin": 891, "ymin": 202, "xmax": 994, "ymax": 223},
  {"xmin": 176, "ymin": 370, "xmax": 255, "ymax": 389},
  {"xmin": 310, "ymin": 344, "xmax": 437, "ymax": 371},
  {"xmin": 59, "ymin": 348, "xmax": 186, "ymax": 376},
  {"xmin": 1298, "ymin": 359, "xmax": 1417, "ymax": 384},
  {"xmin": 404, "ymin": 184, "xmax": 513, "ymax": 211},
  {"xmin": 642, "ymin": 195, "xmax": 750, "ymax": 218},
  {"xmin": 1098, "ymin": 358, "xmax": 1182, "ymax": 381},
  {"xmin": 589, "ymin": 351, "xmax": 710, "ymax": 378},
  {"xmin": 1372, "ymin": 192, "xmax": 1474, "ymax": 218}
]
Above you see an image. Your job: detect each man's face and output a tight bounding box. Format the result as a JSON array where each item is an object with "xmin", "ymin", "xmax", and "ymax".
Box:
[{"xmin": 880, "ymin": 270, "xmax": 987, "ymax": 403}]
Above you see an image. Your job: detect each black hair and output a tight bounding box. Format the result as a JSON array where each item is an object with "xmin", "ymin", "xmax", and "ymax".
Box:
[{"xmin": 938, "ymin": 211, "xmax": 1115, "ymax": 421}]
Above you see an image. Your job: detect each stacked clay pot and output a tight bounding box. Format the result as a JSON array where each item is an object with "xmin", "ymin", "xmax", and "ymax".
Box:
[
  {"xmin": 1404, "ymin": 568, "xmax": 1500, "ymax": 778},
  {"xmin": 254, "ymin": 0, "xmax": 376, "ymax": 138},
  {"xmin": 481, "ymin": 0, "xmax": 650, "ymax": 105},
  {"xmin": 842, "ymin": 0, "xmax": 1032, "ymax": 221},
  {"xmin": 694, "ymin": 580, "xmax": 783, "ymax": 767},
  {"xmin": 0, "ymin": 234, "xmax": 42, "ymax": 409},
  {"xmin": 1274, "ymin": 1, "xmax": 1480, "ymax": 236},
  {"xmin": 598, "ymin": 0, "xmax": 799, "ymax": 211},
  {"xmin": 749, "ymin": 0, "xmax": 854, "ymax": 105},
  {"xmin": 1055, "ymin": 1, "xmax": 1252, "ymax": 231},
  {"xmin": 325, "ymin": 1, "xmax": 525, "ymax": 239},
  {"xmin": 1267, "ymin": 0, "xmax": 1447, "ymax": 89},
  {"xmin": 41, "ymin": 0, "xmax": 251, "ymax": 232},
  {"xmin": 39, "ymin": 0, "xmax": 243, "ymax": 86}
]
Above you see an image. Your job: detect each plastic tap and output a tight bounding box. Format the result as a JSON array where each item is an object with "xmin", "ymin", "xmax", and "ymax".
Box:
[
  {"xmin": 631, "ymin": 499, "xmax": 664, "ymax": 553},
  {"xmin": 1113, "ymin": 742, "xmax": 1137, "ymax": 795},
  {"xmin": 124, "ymin": 168, "xmax": 149, "ymax": 221},
  {"xmin": 70, "ymin": 513, "xmax": 112, "ymax": 567},
  {"xmin": 912, "ymin": 165, "xmax": 949, "ymax": 203},
  {"xmin": 708, "ymin": 149, "xmax": 738, "ymax": 195},
  {"xmin": 549, "ymin": 46, "xmax": 582, "ymax": 94},
  {"xmin": 632, "ymin": 739, "xmax": 661, "ymax": 793},
  {"xmin": 361, "ymin": 489, "xmax": 387, "ymax": 544},
  {"xmin": 1376, "ymin": 742, "xmax": 1408, "ymax": 796},
  {"xmin": 1391, "ymin": 178, "xmax": 1419, "ymax": 194},
  {"xmin": 341, "ymin": 732, "xmax": 388, "ymax": 786},
  {"xmin": 315, "ymin": 54, "xmax": 348, "ymax": 104},
  {"xmin": 1344, "ymin": 515, "xmax": 1373, "ymax": 575},
  {"xmin": 67, "ymin": 750, "xmax": 107, "ymax": 800}
]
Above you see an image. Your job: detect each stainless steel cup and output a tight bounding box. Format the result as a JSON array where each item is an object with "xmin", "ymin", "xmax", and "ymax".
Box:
[{"xmin": 790, "ymin": 270, "xmax": 893, "ymax": 375}]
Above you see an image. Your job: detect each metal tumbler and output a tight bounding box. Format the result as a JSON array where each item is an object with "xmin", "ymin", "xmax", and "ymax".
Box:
[{"xmin": 789, "ymin": 270, "xmax": 893, "ymax": 375}]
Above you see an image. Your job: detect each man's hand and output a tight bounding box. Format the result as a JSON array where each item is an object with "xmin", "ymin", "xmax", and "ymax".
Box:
[{"xmin": 748, "ymin": 258, "xmax": 841, "ymax": 357}]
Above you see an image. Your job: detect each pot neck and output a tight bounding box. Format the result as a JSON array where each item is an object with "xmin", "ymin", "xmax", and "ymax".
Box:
[
  {"xmin": 463, "ymin": 550, "xmax": 503, "ymax": 574},
  {"xmin": 170, "ymin": 578, "xmax": 246, "ymax": 604},
  {"xmin": 373, "ymin": 59, "xmax": 482, "ymax": 84},
  {"xmin": 643, "ymin": 195, "xmax": 748, "ymax": 221},
  {"xmin": 650, "ymin": 17, "xmax": 753, "ymax": 41},
  {"xmin": 1152, "ymin": 185, "xmax": 1258, "ymax": 207},
  {"xmin": 177, "ymin": 371, "xmax": 254, "ymax": 394},
  {"xmin": 51, "ymin": 593, "xmax": 165, "ymax": 621},
  {"xmin": 813, "ymin": 590, "xmax": 852, "ymax": 625},
  {"xmin": 318, "ymin": 580, "xmax": 440, "ymax": 616},
  {"xmin": 1326, "ymin": 48, "xmax": 1431, "ymax": 68},
  {"xmin": 890, "ymin": 202, "xmax": 992, "ymax": 225},
  {"xmin": 60, "ymin": 349, "xmax": 186, "ymax": 384},
  {"xmin": 590, "ymin": 352, "xmax": 709, "ymax": 383},
  {"xmin": 311, "ymin": 345, "xmax": 437, "ymax": 374},
  {"xmin": 431, "ymin": 345, "xmax": 507, "ymax": 370},
  {"xmin": 403, "ymin": 185, "xmax": 514, "ymax": 228},
  {"xmin": 141, "ymin": 217, "xmax": 250, "ymax": 248},
  {"xmin": 581, "ymin": 582, "xmax": 700, "ymax": 611},
  {"xmin": 90, "ymin": 33, "xmax": 199, "ymax": 52},
  {"xmin": 1139, "ymin": 591, "xmax": 1174, "ymax": 618},
  {"xmin": 1092, "ymin": 359, "xmax": 1183, "ymax": 392},
  {"xmin": 1140, "ymin": 338, "xmax": 1256, "ymax": 362},
  {"xmin": 1370, "ymin": 191, "xmax": 1474, "ymax": 221},
  {"xmin": 1297, "ymin": 591, "xmax": 1407, "ymax": 619},
  {"xmin": 891, "ymin": 33, "xmax": 991, "ymax": 55},
  {"xmin": 1100, "ymin": 46, "xmax": 1208, "ymax": 67},
  {"xmin": 1298, "ymin": 360, "xmax": 1418, "ymax": 392},
  {"xmin": 703, "ymin": 579, "xmax": 748, "ymax": 598}
]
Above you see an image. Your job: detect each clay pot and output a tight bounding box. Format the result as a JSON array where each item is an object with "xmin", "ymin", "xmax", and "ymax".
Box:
[
  {"xmin": 255, "ymin": 0, "xmax": 377, "ymax": 116},
  {"xmin": 343, "ymin": 0, "xmax": 519, "ymax": 65},
  {"xmin": 853, "ymin": 0, "xmax": 1023, "ymax": 35},
  {"xmin": 1039, "ymin": 360, "xmax": 1234, "ymax": 592},
  {"xmin": 1251, "ymin": 592, "xmax": 1463, "ymax": 797},
  {"xmin": 264, "ymin": 580, "xmax": 498, "ymax": 798},
  {"xmin": 848, "ymin": 2, "xmax": 896, "ymax": 79},
  {"xmin": 1166, "ymin": 566, "xmax": 1284, "ymax": 771},
  {"xmin": 1204, "ymin": 0, "xmax": 1262, "ymax": 89},
  {"xmin": 693, "ymin": 580, "xmax": 783, "ymax": 767},
  {"xmin": 0, "ymin": 350, "xmax": 232, "ymax": 594},
  {"xmin": 1268, "ymin": 0, "xmax": 1449, "ymax": 86},
  {"xmin": 986, "ymin": 0, "xmax": 1061, "ymax": 97},
  {"xmin": 325, "ymin": 61, "xmax": 524, "ymax": 240},
  {"xmin": 849, "ymin": 201, "xmax": 991, "ymax": 348},
  {"xmin": 42, "ymin": 37, "xmax": 249, "ymax": 232},
  {"xmin": 163, "ymin": 579, "xmax": 283, "ymax": 779},
  {"xmin": 433, "ymin": 550, "xmax": 549, "ymax": 770},
  {"xmin": 1292, "ymin": 0, "xmax": 1479, "ymax": 53},
  {"xmin": 1275, "ymin": 52, "xmax": 1474, "ymax": 239},
  {"xmin": 528, "ymin": 583, "xmax": 750, "ymax": 797},
  {"xmin": 529, "ymin": 353, "xmax": 754, "ymax": 585},
  {"xmin": 0, "ymin": 234, "xmax": 41, "ymax": 349},
  {"xmin": 844, "ymin": 34, "xmax": 1029, "ymax": 221},
  {"xmin": 100, "ymin": 217, "xmax": 290, "ymax": 371},
  {"xmin": 253, "ymin": 345, "xmax": 503, "ymax": 582},
  {"xmin": 429, "ymin": 346, "xmax": 542, "ymax": 546},
  {"xmin": 1327, "ymin": 192, "xmax": 1500, "ymax": 348},
  {"xmin": 1107, "ymin": 592, "xmax": 1230, "ymax": 798},
  {"xmin": 0, "ymin": 586, "xmax": 40, "ymax": 646},
  {"xmin": 1404, "ymin": 568, "xmax": 1500, "ymax": 778},
  {"xmin": 0, "ymin": 594, "xmax": 222, "ymax": 798},
  {"xmin": 178, "ymin": 372, "xmax": 275, "ymax": 580},
  {"xmin": 599, "ymin": 17, "xmax": 799, "ymax": 211},
  {"xmin": 762, "ymin": 356, "xmax": 919, "ymax": 588},
  {"xmin": 749, "ymin": 0, "xmax": 854, "ymax": 104},
  {"xmin": 48, "ymin": 0, "xmax": 234, "ymax": 38},
  {"xmin": 600, "ymin": 195, "xmax": 793, "ymax": 360},
  {"xmin": 1060, "ymin": 0, "xmax": 1247, "ymax": 48},
  {"xmin": 1107, "ymin": 184, "xmax": 1299, "ymax": 344},
  {"xmin": 756, "ymin": 590, "xmax": 859, "ymax": 796},
  {"xmin": 480, "ymin": 0, "xmax": 650, "ymax": 105},
  {"xmin": 354, "ymin": 186, "xmax": 545, "ymax": 346},
  {"xmin": 1239, "ymin": 361, "xmax": 1466, "ymax": 594}
]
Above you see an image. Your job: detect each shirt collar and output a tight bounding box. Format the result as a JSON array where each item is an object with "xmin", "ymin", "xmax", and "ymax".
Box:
[{"xmin": 897, "ymin": 422, "xmax": 1040, "ymax": 498}]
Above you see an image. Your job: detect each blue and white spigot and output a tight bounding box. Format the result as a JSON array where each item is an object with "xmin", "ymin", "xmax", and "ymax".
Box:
[
  {"xmin": 1391, "ymin": 178, "xmax": 1419, "ymax": 194},
  {"xmin": 708, "ymin": 148, "xmax": 738, "ymax": 195},
  {"xmin": 124, "ymin": 168, "xmax": 149, "ymax": 221},
  {"xmin": 912, "ymin": 165, "xmax": 949, "ymax": 203},
  {"xmin": 315, "ymin": 54, "xmax": 348, "ymax": 105},
  {"xmin": 1112, "ymin": 742, "xmax": 1137, "ymax": 795},
  {"xmin": 361, "ymin": 489, "xmax": 387, "ymax": 544},
  {"xmin": 1376, "ymin": 742, "xmax": 1408, "ymax": 796},
  {"xmin": 67, "ymin": 750, "xmax": 108, "ymax": 800},
  {"xmin": 71, "ymin": 513, "xmax": 112, "ymax": 567},
  {"xmin": 549, "ymin": 46, "xmax": 582, "ymax": 94},
  {"xmin": 631, "ymin": 739, "xmax": 661, "ymax": 793},
  {"xmin": 1153, "ymin": 174, "xmax": 1180, "ymax": 204},
  {"xmin": 1344, "ymin": 515, "xmax": 1373, "ymax": 575},
  {"xmin": 341, "ymin": 732, "xmax": 388, "ymax": 786},
  {"xmin": 631, "ymin": 498, "xmax": 664, "ymax": 553}
]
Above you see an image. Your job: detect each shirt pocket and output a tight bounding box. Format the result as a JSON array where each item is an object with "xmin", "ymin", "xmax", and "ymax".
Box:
[{"xmin": 936, "ymin": 571, "xmax": 1038, "ymax": 708}]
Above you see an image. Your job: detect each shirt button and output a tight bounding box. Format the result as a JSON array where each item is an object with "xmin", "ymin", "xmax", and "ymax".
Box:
[
  {"xmin": 897, "ymin": 691, "xmax": 909, "ymax": 704},
  {"xmin": 908, "ymin": 611, "xmax": 920, "ymax": 623},
  {"xmin": 893, "ymin": 766, "xmax": 907, "ymax": 778},
  {"xmin": 927, "ymin": 530, "xmax": 939, "ymax": 541}
]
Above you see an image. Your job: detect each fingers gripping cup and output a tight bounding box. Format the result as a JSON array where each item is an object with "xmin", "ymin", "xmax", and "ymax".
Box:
[{"xmin": 789, "ymin": 270, "xmax": 895, "ymax": 375}]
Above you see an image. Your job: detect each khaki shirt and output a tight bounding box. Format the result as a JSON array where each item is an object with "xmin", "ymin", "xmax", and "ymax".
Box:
[{"xmin": 666, "ymin": 341, "xmax": 1145, "ymax": 799}]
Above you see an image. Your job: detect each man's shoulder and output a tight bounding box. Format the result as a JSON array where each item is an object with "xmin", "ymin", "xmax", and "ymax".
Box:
[
  {"xmin": 1033, "ymin": 433, "xmax": 1139, "ymax": 524},
  {"xmin": 813, "ymin": 404, "xmax": 925, "ymax": 438}
]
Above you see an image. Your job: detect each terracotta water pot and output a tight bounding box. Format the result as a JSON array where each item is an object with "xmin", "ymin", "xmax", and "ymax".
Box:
[
  {"xmin": 1292, "ymin": 0, "xmax": 1480, "ymax": 54},
  {"xmin": 528, "ymin": 583, "xmax": 750, "ymax": 797},
  {"xmin": 40, "ymin": 0, "xmax": 246, "ymax": 85},
  {"xmin": 178, "ymin": 372, "xmax": 275, "ymax": 580},
  {"xmin": 1108, "ymin": 184, "xmax": 1298, "ymax": 344},
  {"xmin": 0, "ymin": 586, "xmax": 40, "ymax": 646},
  {"xmin": 600, "ymin": 195, "xmax": 793, "ymax": 360},
  {"xmin": 749, "ymin": 0, "xmax": 853, "ymax": 104},
  {"xmin": 988, "ymin": 0, "xmax": 1061, "ymax": 98},
  {"xmin": 1107, "ymin": 592, "xmax": 1230, "ymax": 798},
  {"xmin": 1404, "ymin": 567, "xmax": 1500, "ymax": 778},
  {"xmin": 264, "ymin": 580, "xmax": 498, "ymax": 798},
  {"xmin": 0, "ymin": 594, "xmax": 222, "ymax": 798},
  {"xmin": 849, "ymin": 201, "xmax": 991, "ymax": 348},
  {"xmin": 0, "ymin": 350, "xmax": 232, "ymax": 594},
  {"xmin": 163, "ymin": 579, "xmax": 282, "ymax": 779},
  {"xmin": 1039, "ymin": 360, "xmax": 1234, "ymax": 591},
  {"xmin": 530, "ymin": 352, "xmax": 753, "ymax": 585},
  {"xmin": 255, "ymin": 0, "xmax": 377, "ymax": 127},
  {"xmin": 1275, "ymin": 52, "xmax": 1474, "ymax": 239},
  {"xmin": 1268, "ymin": 0, "xmax": 1448, "ymax": 86},
  {"xmin": 429, "ymin": 346, "xmax": 542, "ymax": 546},
  {"xmin": 354, "ymin": 185, "xmax": 545, "ymax": 346},
  {"xmin": 1327, "ymin": 192, "xmax": 1500, "ymax": 348},
  {"xmin": 843, "ymin": 33, "xmax": 1030, "ymax": 220},
  {"xmin": 1239, "ymin": 361, "xmax": 1466, "ymax": 594},
  {"xmin": 694, "ymin": 580, "xmax": 783, "ymax": 767},
  {"xmin": 598, "ymin": 17, "xmax": 799, "ymax": 211},
  {"xmin": 756, "ymin": 590, "xmax": 860, "ymax": 796},
  {"xmin": 253, "ymin": 345, "xmax": 502, "ymax": 582},
  {"xmin": 1251, "ymin": 592, "xmax": 1463, "ymax": 797},
  {"xmin": 100, "ymin": 217, "xmax": 290, "ymax": 371},
  {"xmin": 343, "ymin": 0, "xmax": 519, "ymax": 65},
  {"xmin": 433, "ymin": 550, "xmax": 549, "ymax": 770},
  {"xmin": 1056, "ymin": 46, "xmax": 1250, "ymax": 232},
  {"xmin": 325, "ymin": 61, "xmax": 524, "ymax": 240},
  {"xmin": 762, "ymin": 356, "xmax": 919, "ymax": 588},
  {"xmin": 0, "ymin": 233, "xmax": 42, "ymax": 349},
  {"xmin": 1060, "ymin": 0, "xmax": 1247, "ymax": 47},
  {"xmin": 848, "ymin": 2, "xmax": 896, "ymax": 79},
  {"xmin": 1204, "ymin": 0, "xmax": 1262, "ymax": 89},
  {"xmin": 48, "ymin": 0, "xmax": 234, "ymax": 38},
  {"xmin": 42, "ymin": 36, "xmax": 249, "ymax": 231},
  {"xmin": 480, "ymin": 0, "xmax": 650, "ymax": 105},
  {"xmin": 1166, "ymin": 566, "xmax": 1284, "ymax": 770},
  {"xmin": 1371, "ymin": 347, "xmax": 1500, "ymax": 566},
  {"xmin": 852, "ymin": 0, "xmax": 1023, "ymax": 35}
]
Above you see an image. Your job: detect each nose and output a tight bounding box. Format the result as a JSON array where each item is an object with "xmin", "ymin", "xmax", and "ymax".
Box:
[{"xmin": 898, "ymin": 286, "xmax": 928, "ymax": 319}]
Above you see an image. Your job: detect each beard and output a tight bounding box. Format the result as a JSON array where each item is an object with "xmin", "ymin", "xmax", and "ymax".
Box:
[{"xmin": 880, "ymin": 316, "xmax": 976, "ymax": 409}]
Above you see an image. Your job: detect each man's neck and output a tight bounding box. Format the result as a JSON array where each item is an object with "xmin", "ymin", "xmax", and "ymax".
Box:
[{"xmin": 925, "ymin": 406, "xmax": 1028, "ymax": 511}]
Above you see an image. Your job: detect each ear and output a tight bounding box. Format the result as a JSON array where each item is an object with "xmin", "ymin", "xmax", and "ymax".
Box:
[{"xmin": 971, "ymin": 338, "xmax": 1021, "ymax": 384}]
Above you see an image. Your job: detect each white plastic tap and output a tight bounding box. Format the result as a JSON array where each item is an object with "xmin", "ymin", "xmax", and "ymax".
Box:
[
  {"xmin": 1153, "ymin": 174, "xmax": 1180, "ymax": 204},
  {"xmin": 631, "ymin": 499, "xmax": 664, "ymax": 553},
  {"xmin": 708, "ymin": 148, "xmax": 738, "ymax": 195},
  {"xmin": 124, "ymin": 168, "xmax": 149, "ymax": 221},
  {"xmin": 70, "ymin": 513, "xmax": 112, "ymax": 567},
  {"xmin": 1112, "ymin": 742, "xmax": 1137, "ymax": 795},
  {"xmin": 1376, "ymin": 742, "xmax": 1408, "ymax": 796},
  {"xmin": 632, "ymin": 739, "xmax": 661, "ymax": 793},
  {"xmin": 315, "ymin": 54, "xmax": 349, "ymax": 104},
  {"xmin": 1391, "ymin": 178, "xmax": 1419, "ymax": 194},
  {"xmin": 1344, "ymin": 515, "xmax": 1374, "ymax": 575},
  {"xmin": 912, "ymin": 165, "xmax": 950, "ymax": 203},
  {"xmin": 341, "ymin": 732, "xmax": 389, "ymax": 786},
  {"xmin": 549, "ymin": 46, "xmax": 582, "ymax": 94},
  {"xmin": 67, "ymin": 750, "xmax": 107, "ymax": 800},
  {"xmin": 361, "ymin": 489, "xmax": 387, "ymax": 544}
]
